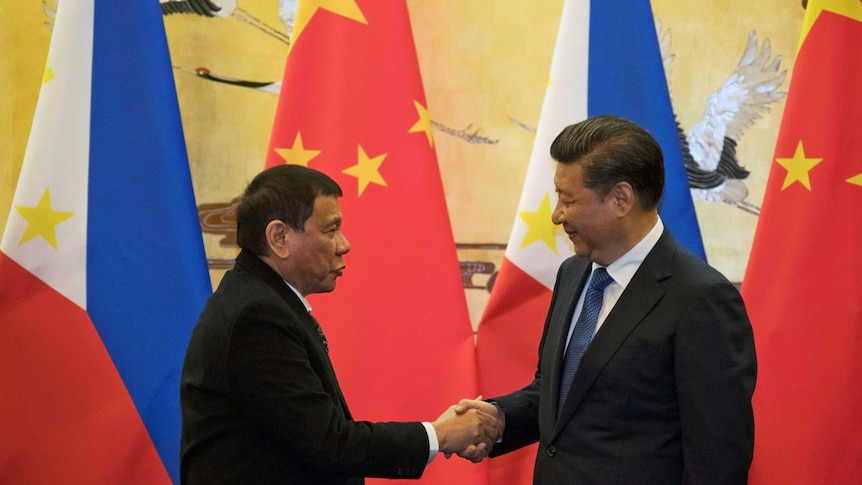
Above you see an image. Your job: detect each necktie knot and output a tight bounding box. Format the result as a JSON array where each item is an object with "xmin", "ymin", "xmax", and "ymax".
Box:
[{"xmin": 590, "ymin": 267, "xmax": 614, "ymax": 292}]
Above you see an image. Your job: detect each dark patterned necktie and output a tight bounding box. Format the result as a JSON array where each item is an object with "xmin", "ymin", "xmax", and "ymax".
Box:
[
  {"xmin": 558, "ymin": 267, "xmax": 614, "ymax": 415},
  {"xmin": 310, "ymin": 314, "xmax": 328, "ymax": 354}
]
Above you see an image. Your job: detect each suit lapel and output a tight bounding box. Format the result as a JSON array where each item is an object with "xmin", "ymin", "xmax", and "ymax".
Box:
[
  {"xmin": 236, "ymin": 251, "xmax": 331, "ymax": 356},
  {"xmin": 548, "ymin": 261, "xmax": 591, "ymax": 421},
  {"xmin": 553, "ymin": 231, "xmax": 676, "ymax": 436},
  {"xmin": 235, "ymin": 250, "xmax": 353, "ymax": 418}
]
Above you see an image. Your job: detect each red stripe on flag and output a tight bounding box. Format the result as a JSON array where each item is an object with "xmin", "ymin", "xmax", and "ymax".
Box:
[
  {"xmin": 476, "ymin": 258, "xmax": 551, "ymax": 484},
  {"xmin": 0, "ymin": 253, "xmax": 169, "ymax": 484},
  {"xmin": 477, "ymin": 258, "xmax": 552, "ymax": 397}
]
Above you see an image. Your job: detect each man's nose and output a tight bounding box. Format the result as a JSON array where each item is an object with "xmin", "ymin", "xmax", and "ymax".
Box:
[
  {"xmin": 551, "ymin": 202, "xmax": 563, "ymax": 225},
  {"xmin": 337, "ymin": 233, "xmax": 351, "ymax": 254}
]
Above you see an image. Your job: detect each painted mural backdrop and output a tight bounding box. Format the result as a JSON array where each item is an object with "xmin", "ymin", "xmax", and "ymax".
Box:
[{"xmin": 2, "ymin": 0, "xmax": 802, "ymax": 326}]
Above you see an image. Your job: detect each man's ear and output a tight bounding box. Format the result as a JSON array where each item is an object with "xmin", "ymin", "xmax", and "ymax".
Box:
[
  {"xmin": 265, "ymin": 220, "xmax": 292, "ymax": 259},
  {"xmin": 611, "ymin": 181, "xmax": 635, "ymax": 216}
]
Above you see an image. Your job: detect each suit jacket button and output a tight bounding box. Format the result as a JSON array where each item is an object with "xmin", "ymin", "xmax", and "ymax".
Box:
[{"xmin": 546, "ymin": 445, "xmax": 557, "ymax": 457}]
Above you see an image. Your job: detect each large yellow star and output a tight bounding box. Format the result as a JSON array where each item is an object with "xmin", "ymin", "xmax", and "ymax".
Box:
[
  {"xmin": 342, "ymin": 145, "xmax": 387, "ymax": 196},
  {"xmin": 408, "ymin": 100, "xmax": 434, "ymax": 147},
  {"xmin": 274, "ymin": 132, "xmax": 321, "ymax": 167},
  {"xmin": 15, "ymin": 187, "xmax": 74, "ymax": 249},
  {"xmin": 799, "ymin": 0, "xmax": 862, "ymax": 51},
  {"xmin": 291, "ymin": 0, "xmax": 367, "ymax": 49},
  {"xmin": 776, "ymin": 140, "xmax": 823, "ymax": 190},
  {"xmin": 518, "ymin": 192, "xmax": 558, "ymax": 253}
]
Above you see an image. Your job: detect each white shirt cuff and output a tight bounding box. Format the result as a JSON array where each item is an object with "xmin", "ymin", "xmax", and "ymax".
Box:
[{"xmin": 422, "ymin": 421, "xmax": 439, "ymax": 464}]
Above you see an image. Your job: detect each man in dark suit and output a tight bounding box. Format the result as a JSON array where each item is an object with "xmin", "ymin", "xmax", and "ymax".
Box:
[
  {"xmin": 458, "ymin": 115, "xmax": 757, "ymax": 484},
  {"xmin": 180, "ymin": 165, "xmax": 497, "ymax": 484}
]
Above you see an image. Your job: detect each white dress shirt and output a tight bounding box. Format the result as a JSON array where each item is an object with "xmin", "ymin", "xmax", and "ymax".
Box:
[{"xmin": 564, "ymin": 218, "xmax": 664, "ymax": 348}]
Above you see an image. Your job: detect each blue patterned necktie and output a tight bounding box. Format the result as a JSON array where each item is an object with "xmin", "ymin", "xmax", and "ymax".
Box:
[{"xmin": 558, "ymin": 267, "xmax": 614, "ymax": 415}]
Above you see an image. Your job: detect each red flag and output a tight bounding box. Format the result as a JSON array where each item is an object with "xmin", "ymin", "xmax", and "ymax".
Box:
[
  {"xmin": 742, "ymin": 2, "xmax": 862, "ymax": 483},
  {"xmin": 265, "ymin": 1, "xmax": 485, "ymax": 483}
]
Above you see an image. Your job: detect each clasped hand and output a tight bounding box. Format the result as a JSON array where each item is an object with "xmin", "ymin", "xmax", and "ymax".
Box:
[{"xmin": 431, "ymin": 395, "xmax": 505, "ymax": 463}]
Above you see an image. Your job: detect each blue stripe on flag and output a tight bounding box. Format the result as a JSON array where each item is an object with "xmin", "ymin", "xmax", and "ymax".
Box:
[
  {"xmin": 87, "ymin": 0, "xmax": 211, "ymax": 480},
  {"xmin": 588, "ymin": 0, "xmax": 706, "ymax": 259}
]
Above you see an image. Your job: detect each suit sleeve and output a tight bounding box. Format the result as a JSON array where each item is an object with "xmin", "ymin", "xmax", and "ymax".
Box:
[
  {"xmin": 675, "ymin": 281, "xmax": 756, "ymax": 484},
  {"xmin": 228, "ymin": 303, "xmax": 429, "ymax": 479},
  {"xmin": 490, "ymin": 261, "xmax": 572, "ymax": 456}
]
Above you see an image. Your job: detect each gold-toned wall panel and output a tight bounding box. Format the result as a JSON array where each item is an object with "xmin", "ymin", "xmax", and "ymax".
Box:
[{"xmin": 1, "ymin": 1, "xmax": 803, "ymax": 326}]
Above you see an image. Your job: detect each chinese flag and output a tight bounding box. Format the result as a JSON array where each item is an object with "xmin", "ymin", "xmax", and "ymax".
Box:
[
  {"xmin": 265, "ymin": 1, "xmax": 485, "ymax": 483},
  {"xmin": 476, "ymin": 1, "xmax": 703, "ymax": 483},
  {"xmin": 742, "ymin": 1, "xmax": 862, "ymax": 483}
]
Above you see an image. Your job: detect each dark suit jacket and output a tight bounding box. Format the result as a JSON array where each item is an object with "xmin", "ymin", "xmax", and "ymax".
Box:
[
  {"xmin": 180, "ymin": 250, "xmax": 429, "ymax": 484},
  {"xmin": 491, "ymin": 230, "xmax": 756, "ymax": 485}
]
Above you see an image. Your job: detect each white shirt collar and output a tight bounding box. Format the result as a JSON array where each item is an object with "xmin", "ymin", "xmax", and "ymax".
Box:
[
  {"xmin": 600, "ymin": 217, "xmax": 664, "ymax": 290},
  {"xmin": 283, "ymin": 280, "xmax": 312, "ymax": 313}
]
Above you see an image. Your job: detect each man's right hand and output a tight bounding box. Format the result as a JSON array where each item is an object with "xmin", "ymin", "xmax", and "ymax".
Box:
[{"xmin": 431, "ymin": 395, "xmax": 502, "ymax": 463}]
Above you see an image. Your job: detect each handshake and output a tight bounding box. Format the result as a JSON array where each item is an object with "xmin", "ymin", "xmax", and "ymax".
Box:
[{"xmin": 431, "ymin": 396, "xmax": 505, "ymax": 463}]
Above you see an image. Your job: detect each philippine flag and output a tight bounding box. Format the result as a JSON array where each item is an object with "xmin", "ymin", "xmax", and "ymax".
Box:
[
  {"xmin": 476, "ymin": 1, "xmax": 705, "ymax": 482},
  {"xmin": 0, "ymin": 1, "xmax": 211, "ymax": 483}
]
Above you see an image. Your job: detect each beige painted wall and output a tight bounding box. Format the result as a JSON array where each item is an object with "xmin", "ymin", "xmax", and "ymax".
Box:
[{"xmin": 1, "ymin": 1, "xmax": 803, "ymax": 326}]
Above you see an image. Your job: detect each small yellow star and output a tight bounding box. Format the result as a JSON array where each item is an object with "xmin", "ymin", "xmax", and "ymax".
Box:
[
  {"xmin": 518, "ymin": 192, "xmax": 558, "ymax": 253},
  {"xmin": 342, "ymin": 145, "xmax": 387, "ymax": 196},
  {"xmin": 776, "ymin": 140, "xmax": 823, "ymax": 190},
  {"xmin": 408, "ymin": 100, "xmax": 434, "ymax": 147},
  {"xmin": 274, "ymin": 132, "xmax": 321, "ymax": 167},
  {"xmin": 847, "ymin": 173, "xmax": 862, "ymax": 187},
  {"xmin": 43, "ymin": 58, "xmax": 54, "ymax": 84},
  {"xmin": 291, "ymin": 0, "xmax": 367, "ymax": 49},
  {"xmin": 15, "ymin": 188, "xmax": 74, "ymax": 249}
]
